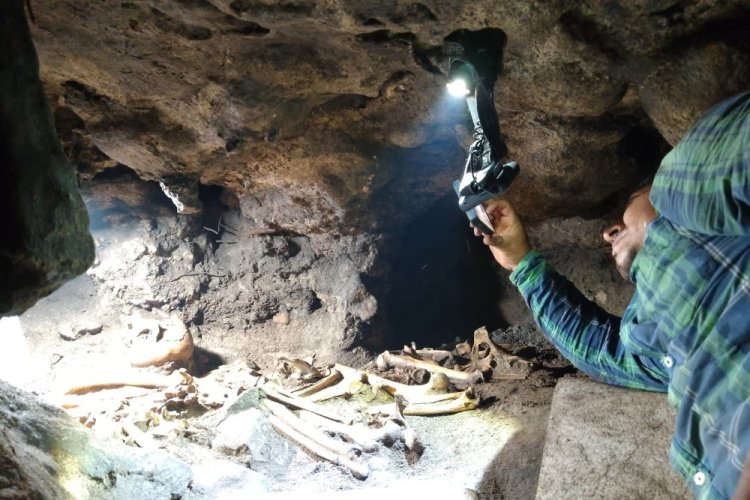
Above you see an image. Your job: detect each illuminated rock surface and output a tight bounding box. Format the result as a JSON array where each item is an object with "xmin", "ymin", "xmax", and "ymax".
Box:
[{"xmin": 0, "ymin": 380, "xmax": 192, "ymax": 499}]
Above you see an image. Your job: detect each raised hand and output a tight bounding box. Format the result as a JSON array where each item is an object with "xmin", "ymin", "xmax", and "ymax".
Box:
[{"xmin": 473, "ymin": 199, "xmax": 531, "ymax": 271}]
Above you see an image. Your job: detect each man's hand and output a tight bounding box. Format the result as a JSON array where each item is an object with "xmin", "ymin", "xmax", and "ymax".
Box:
[{"xmin": 473, "ymin": 199, "xmax": 531, "ymax": 271}]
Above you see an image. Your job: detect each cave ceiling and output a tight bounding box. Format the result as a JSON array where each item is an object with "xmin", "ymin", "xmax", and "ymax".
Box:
[{"xmin": 29, "ymin": 0, "xmax": 750, "ymax": 231}]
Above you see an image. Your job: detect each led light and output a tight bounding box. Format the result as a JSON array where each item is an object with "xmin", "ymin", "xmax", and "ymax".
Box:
[{"xmin": 446, "ymin": 78, "xmax": 470, "ymax": 97}]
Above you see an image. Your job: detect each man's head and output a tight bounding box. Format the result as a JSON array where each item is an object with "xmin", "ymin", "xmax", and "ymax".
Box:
[{"xmin": 602, "ymin": 185, "xmax": 658, "ymax": 280}]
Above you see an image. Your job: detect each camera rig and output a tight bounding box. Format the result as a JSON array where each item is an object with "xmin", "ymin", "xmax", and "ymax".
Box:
[{"xmin": 446, "ymin": 47, "xmax": 519, "ymax": 234}]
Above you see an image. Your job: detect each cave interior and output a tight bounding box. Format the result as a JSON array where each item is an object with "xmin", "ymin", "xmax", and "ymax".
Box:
[{"xmin": 1, "ymin": 0, "xmax": 748, "ymax": 498}]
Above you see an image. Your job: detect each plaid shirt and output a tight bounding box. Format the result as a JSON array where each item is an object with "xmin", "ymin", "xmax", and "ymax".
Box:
[{"xmin": 510, "ymin": 92, "xmax": 750, "ymax": 499}]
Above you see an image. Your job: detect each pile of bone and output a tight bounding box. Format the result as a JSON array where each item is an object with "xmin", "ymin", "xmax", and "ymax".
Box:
[
  {"xmin": 263, "ymin": 326, "xmax": 534, "ymax": 478},
  {"xmin": 54, "ymin": 324, "xmax": 533, "ymax": 480}
]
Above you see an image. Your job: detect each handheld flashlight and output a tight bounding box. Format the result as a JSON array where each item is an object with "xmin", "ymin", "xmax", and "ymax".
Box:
[{"xmin": 446, "ymin": 55, "xmax": 519, "ymax": 234}]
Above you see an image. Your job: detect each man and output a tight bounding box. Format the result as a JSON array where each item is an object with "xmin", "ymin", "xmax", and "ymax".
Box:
[{"xmin": 476, "ymin": 91, "xmax": 750, "ymax": 499}]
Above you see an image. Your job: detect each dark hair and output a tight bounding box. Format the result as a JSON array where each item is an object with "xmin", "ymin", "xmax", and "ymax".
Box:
[{"xmin": 633, "ymin": 172, "xmax": 656, "ymax": 192}]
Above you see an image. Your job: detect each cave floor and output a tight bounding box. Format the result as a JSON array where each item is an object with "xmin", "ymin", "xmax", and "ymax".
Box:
[{"xmin": 1, "ymin": 270, "xmax": 571, "ymax": 499}]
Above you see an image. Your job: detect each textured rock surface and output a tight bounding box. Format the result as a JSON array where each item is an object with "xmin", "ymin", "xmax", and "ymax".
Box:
[
  {"xmin": 31, "ymin": 0, "xmax": 750, "ymax": 224},
  {"xmin": 6, "ymin": 2, "xmax": 743, "ymax": 498},
  {"xmin": 536, "ymin": 378, "xmax": 690, "ymax": 499},
  {"xmin": 16, "ymin": 0, "xmax": 750, "ymax": 354},
  {"xmin": 0, "ymin": 1, "xmax": 94, "ymax": 315},
  {"xmin": 0, "ymin": 380, "xmax": 192, "ymax": 500}
]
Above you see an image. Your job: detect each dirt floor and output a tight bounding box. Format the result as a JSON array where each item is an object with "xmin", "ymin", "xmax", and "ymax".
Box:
[{"xmin": 6, "ymin": 265, "xmax": 573, "ymax": 499}]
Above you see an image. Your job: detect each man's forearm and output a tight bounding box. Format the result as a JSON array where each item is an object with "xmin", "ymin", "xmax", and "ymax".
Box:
[{"xmin": 510, "ymin": 251, "xmax": 668, "ymax": 391}]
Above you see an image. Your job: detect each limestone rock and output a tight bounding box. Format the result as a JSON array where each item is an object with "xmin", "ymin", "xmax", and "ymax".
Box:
[
  {"xmin": 0, "ymin": 0, "xmax": 94, "ymax": 315},
  {"xmin": 639, "ymin": 42, "xmax": 750, "ymax": 145},
  {"xmin": 0, "ymin": 379, "xmax": 192, "ymax": 499},
  {"xmin": 211, "ymin": 408, "xmax": 295, "ymax": 473},
  {"xmin": 27, "ymin": 0, "xmax": 750, "ymax": 227}
]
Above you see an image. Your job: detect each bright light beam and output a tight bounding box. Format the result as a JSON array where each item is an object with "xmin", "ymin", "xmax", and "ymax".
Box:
[
  {"xmin": 446, "ymin": 78, "xmax": 470, "ymax": 97},
  {"xmin": 0, "ymin": 316, "xmax": 32, "ymax": 389}
]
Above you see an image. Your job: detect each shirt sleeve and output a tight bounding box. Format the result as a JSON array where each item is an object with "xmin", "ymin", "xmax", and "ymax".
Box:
[
  {"xmin": 510, "ymin": 251, "xmax": 668, "ymax": 392},
  {"xmin": 651, "ymin": 91, "xmax": 750, "ymax": 236}
]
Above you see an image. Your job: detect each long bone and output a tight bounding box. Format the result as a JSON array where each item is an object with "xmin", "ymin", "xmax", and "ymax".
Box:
[
  {"xmin": 376, "ymin": 350, "xmax": 484, "ymax": 385},
  {"xmin": 334, "ymin": 364, "xmax": 451, "ymax": 403},
  {"xmin": 293, "ymin": 369, "xmax": 344, "ymax": 397},
  {"xmin": 401, "ymin": 388, "xmax": 480, "ymax": 416},
  {"xmin": 265, "ymin": 401, "xmax": 369, "ymax": 480},
  {"xmin": 368, "ymin": 388, "xmax": 480, "ymax": 416},
  {"xmin": 263, "ymin": 400, "xmax": 361, "ymax": 460},
  {"xmin": 293, "ymin": 368, "xmax": 365, "ymax": 402},
  {"xmin": 296, "ymin": 409, "xmax": 403, "ymax": 451},
  {"xmin": 261, "ymin": 384, "xmax": 352, "ymax": 424}
]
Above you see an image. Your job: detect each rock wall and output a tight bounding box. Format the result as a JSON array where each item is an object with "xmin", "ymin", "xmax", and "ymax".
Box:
[
  {"xmin": 30, "ymin": 0, "xmax": 750, "ymax": 224},
  {"xmin": 0, "ymin": 0, "xmax": 94, "ymax": 316},
  {"xmin": 3, "ymin": 3, "xmax": 746, "ymax": 495},
  {"xmin": 17, "ymin": 0, "xmax": 750, "ymax": 360}
]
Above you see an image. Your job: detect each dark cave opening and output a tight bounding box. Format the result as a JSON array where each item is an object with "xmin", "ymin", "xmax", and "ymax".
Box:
[
  {"xmin": 197, "ymin": 183, "xmax": 232, "ymax": 240},
  {"xmin": 376, "ymin": 191, "xmax": 506, "ymax": 350}
]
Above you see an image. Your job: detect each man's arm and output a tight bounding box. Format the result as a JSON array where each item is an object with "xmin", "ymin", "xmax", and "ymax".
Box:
[
  {"xmin": 478, "ymin": 199, "xmax": 667, "ymax": 391},
  {"xmin": 651, "ymin": 91, "xmax": 750, "ymax": 235},
  {"xmin": 511, "ymin": 251, "xmax": 666, "ymax": 391}
]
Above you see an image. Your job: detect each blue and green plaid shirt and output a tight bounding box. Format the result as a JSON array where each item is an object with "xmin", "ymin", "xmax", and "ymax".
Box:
[{"xmin": 510, "ymin": 92, "xmax": 750, "ymax": 499}]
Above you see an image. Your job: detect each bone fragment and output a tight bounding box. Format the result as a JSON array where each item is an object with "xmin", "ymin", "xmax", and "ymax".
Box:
[
  {"xmin": 401, "ymin": 388, "xmax": 480, "ymax": 416},
  {"xmin": 262, "ymin": 385, "xmax": 352, "ymax": 424},
  {"xmin": 63, "ymin": 374, "xmax": 175, "ymax": 395},
  {"xmin": 121, "ymin": 423, "xmax": 159, "ymax": 449},
  {"xmin": 403, "ymin": 391, "xmax": 466, "ymax": 404},
  {"xmin": 279, "ymin": 357, "xmax": 324, "ymax": 379},
  {"xmin": 267, "ymin": 409, "xmax": 369, "ymax": 479},
  {"xmin": 413, "ymin": 349, "xmax": 453, "ymax": 364},
  {"xmin": 404, "ymin": 426, "xmax": 424, "ymax": 456},
  {"xmin": 296, "ymin": 410, "xmax": 377, "ymax": 451},
  {"xmin": 296, "ymin": 410, "xmax": 403, "ymax": 451},
  {"xmin": 298, "ymin": 366, "xmax": 366, "ymax": 402},
  {"xmin": 402, "ymin": 344, "xmax": 439, "ymax": 365},
  {"xmin": 358, "ymin": 370, "xmax": 449, "ymax": 402},
  {"xmin": 264, "ymin": 400, "xmax": 361, "ymax": 459},
  {"xmin": 129, "ymin": 316, "xmax": 194, "ymax": 369},
  {"xmin": 468, "ymin": 327, "xmax": 532, "ymax": 380},
  {"xmin": 303, "ymin": 380, "xmax": 364, "ymax": 403},
  {"xmin": 293, "ymin": 369, "xmax": 344, "ymax": 397},
  {"xmin": 331, "ymin": 364, "xmax": 452, "ymax": 404},
  {"xmin": 402, "ymin": 344, "xmax": 454, "ymax": 366},
  {"xmin": 377, "ymin": 351, "xmax": 483, "ymax": 385},
  {"xmin": 376, "ymin": 354, "xmax": 388, "ymax": 372}
]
